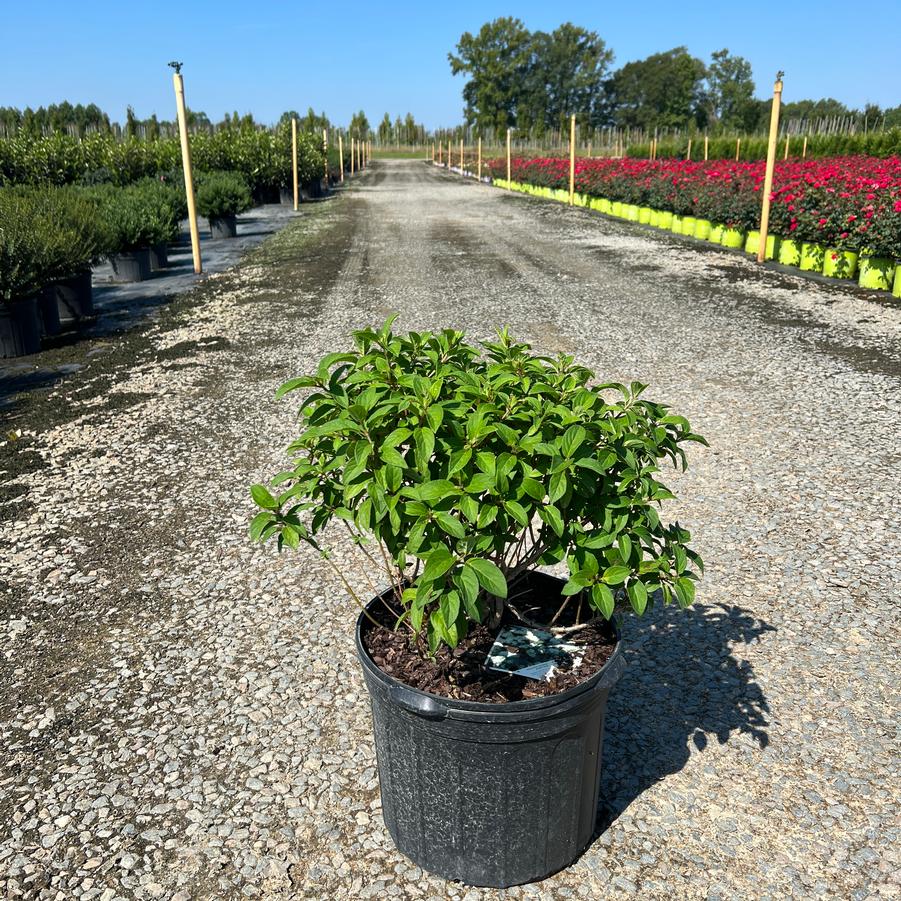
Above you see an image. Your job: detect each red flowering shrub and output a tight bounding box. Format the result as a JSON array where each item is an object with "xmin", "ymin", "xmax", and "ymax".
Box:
[{"xmin": 485, "ymin": 155, "xmax": 901, "ymax": 256}]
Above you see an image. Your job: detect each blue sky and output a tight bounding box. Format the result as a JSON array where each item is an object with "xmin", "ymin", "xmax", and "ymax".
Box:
[{"xmin": 2, "ymin": 1, "xmax": 898, "ymax": 128}]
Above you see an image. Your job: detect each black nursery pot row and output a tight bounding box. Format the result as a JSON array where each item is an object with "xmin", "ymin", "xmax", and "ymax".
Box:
[{"xmin": 1, "ymin": 271, "xmax": 94, "ymax": 358}]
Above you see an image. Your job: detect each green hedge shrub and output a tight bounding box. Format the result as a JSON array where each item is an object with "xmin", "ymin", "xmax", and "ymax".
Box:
[{"xmin": 195, "ymin": 170, "xmax": 252, "ymax": 219}]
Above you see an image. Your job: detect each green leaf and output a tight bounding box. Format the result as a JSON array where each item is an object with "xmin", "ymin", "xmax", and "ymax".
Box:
[
  {"xmin": 548, "ymin": 471, "xmax": 568, "ymax": 503},
  {"xmin": 465, "ymin": 558, "xmax": 507, "ymax": 598},
  {"xmin": 249, "ymin": 511, "xmax": 275, "ymax": 541},
  {"xmin": 447, "ymin": 447, "xmax": 472, "ymax": 476},
  {"xmin": 522, "ymin": 477, "xmax": 545, "ymax": 501},
  {"xmin": 435, "ymin": 512, "xmax": 466, "ymax": 539},
  {"xmin": 674, "ymin": 576, "xmax": 696, "ymax": 607},
  {"xmin": 561, "ymin": 424, "xmax": 586, "ymax": 458},
  {"xmin": 414, "ymin": 427, "xmax": 435, "ymax": 472},
  {"xmin": 537, "ymin": 504, "xmax": 564, "ymax": 537},
  {"xmin": 503, "ymin": 500, "xmax": 529, "ymax": 527},
  {"xmin": 275, "ymin": 375, "xmax": 319, "ymax": 399},
  {"xmin": 617, "ymin": 534, "xmax": 632, "ymax": 564},
  {"xmin": 250, "ymin": 484, "xmax": 278, "ymax": 509},
  {"xmin": 591, "ymin": 583, "xmax": 615, "ymax": 617},
  {"xmin": 456, "ymin": 565, "xmax": 480, "ymax": 619},
  {"xmin": 561, "ymin": 577, "xmax": 587, "ymax": 596},
  {"xmin": 421, "ymin": 546, "xmax": 455, "ymax": 583},
  {"xmin": 627, "ymin": 580, "xmax": 648, "ymax": 615},
  {"xmin": 418, "ymin": 480, "xmax": 458, "ymax": 504},
  {"xmin": 602, "ymin": 565, "xmax": 631, "ymax": 585},
  {"xmin": 466, "ymin": 472, "xmax": 494, "ymax": 494}
]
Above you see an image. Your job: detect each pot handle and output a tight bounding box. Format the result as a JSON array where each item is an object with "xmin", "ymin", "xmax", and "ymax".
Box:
[{"xmin": 389, "ymin": 685, "xmax": 448, "ymax": 720}]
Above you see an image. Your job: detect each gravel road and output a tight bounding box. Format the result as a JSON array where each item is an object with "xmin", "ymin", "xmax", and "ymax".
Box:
[{"xmin": 2, "ymin": 160, "xmax": 899, "ymax": 900}]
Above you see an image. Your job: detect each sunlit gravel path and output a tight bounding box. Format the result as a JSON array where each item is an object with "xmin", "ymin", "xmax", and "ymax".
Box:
[{"xmin": 2, "ymin": 161, "xmax": 900, "ymax": 900}]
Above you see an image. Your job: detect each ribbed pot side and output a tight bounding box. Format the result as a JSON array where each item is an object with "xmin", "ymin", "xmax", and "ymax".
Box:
[{"xmin": 355, "ymin": 577, "xmax": 625, "ymax": 888}]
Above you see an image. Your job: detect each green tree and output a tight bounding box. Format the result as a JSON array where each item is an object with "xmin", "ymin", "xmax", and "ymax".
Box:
[
  {"xmin": 125, "ymin": 105, "xmax": 138, "ymax": 138},
  {"xmin": 448, "ymin": 17, "xmax": 533, "ymax": 135},
  {"xmin": 705, "ymin": 49, "xmax": 758, "ymax": 132},
  {"xmin": 378, "ymin": 112, "xmax": 392, "ymax": 144},
  {"xmin": 524, "ymin": 23, "xmax": 614, "ymax": 131},
  {"xmin": 610, "ymin": 47, "xmax": 707, "ymax": 130},
  {"xmin": 349, "ymin": 110, "xmax": 370, "ymax": 138}
]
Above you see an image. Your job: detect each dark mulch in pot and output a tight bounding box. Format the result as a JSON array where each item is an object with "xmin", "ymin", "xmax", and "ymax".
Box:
[{"xmin": 362, "ymin": 573, "xmax": 617, "ymax": 703}]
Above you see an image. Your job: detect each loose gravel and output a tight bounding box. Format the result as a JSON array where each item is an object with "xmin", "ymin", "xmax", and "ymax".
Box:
[{"xmin": 1, "ymin": 161, "xmax": 900, "ymax": 900}]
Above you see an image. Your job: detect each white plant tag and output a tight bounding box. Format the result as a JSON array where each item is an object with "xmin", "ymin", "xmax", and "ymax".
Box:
[{"xmin": 485, "ymin": 625, "xmax": 582, "ymax": 683}]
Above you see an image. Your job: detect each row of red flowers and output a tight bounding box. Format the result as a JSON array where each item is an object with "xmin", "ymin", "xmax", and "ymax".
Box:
[{"xmin": 484, "ymin": 156, "xmax": 901, "ymax": 258}]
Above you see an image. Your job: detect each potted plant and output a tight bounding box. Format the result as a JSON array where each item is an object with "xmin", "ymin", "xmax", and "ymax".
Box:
[
  {"xmin": 249, "ymin": 320, "xmax": 706, "ymax": 887},
  {"xmin": 0, "ymin": 188, "xmax": 44, "ymax": 357},
  {"xmin": 195, "ymin": 170, "xmax": 252, "ymax": 238}
]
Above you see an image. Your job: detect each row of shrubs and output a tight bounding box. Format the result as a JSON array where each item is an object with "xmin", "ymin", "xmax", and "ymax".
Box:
[
  {"xmin": 0, "ymin": 127, "xmax": 348, "ymax": 198},
  {"xmin": 627, "ymin": 127, "xmax": 901, "ymax": 161},
  {"xmin": 0, "ymin": 172, "xmax": 252, "ymax": 303}
]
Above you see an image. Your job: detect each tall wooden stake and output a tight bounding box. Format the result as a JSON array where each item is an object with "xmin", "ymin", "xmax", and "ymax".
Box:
[
  {"xmin": 350, "ymin": 137, "xmax": 355, "ymax": 175},
  {"xmin": 568, "ymin": 114, "xmax": 576, "ymax": 205},
  {"xmin": 686, "ymin": 138, "xmax": 692, "ymax": 161},
  {"xmin": 460, "ymin": 138, "xmax": 464, "ymax": 175},
  {"xmin": 338, "ymin": 134, "xmax": 344, "ymax": 183},
  {"xmin": 477, "ymin": 137, "xmax": 482, "ymax": 181},
  {"xmin": 291, "ymin": 117, "xmax": 299, "ymax": 210},
  {"xmin": 735, "ymin": 137, "xmax": 741, "ymax": 160},
  {"xmin": 802, "ymin": 135, "xmax": 808, "ymax": 158},
  {"xmin": 506, "ymin": 128, "xmax": 511, "ymax": 182},
  {"xmin": 172, "ymin": 68, "xmax": 201, "ymax": 274},
  {"xmin": 322, "ymin": 128, "xmax": 328, "ymax": 184},
  {"xmin": 758, "ymin": 72, "xmax": 784, "ymax": 263},
  {"xmin": 783, "ymin": 134, "xmax": 790, "ymax": 159},
  {"xmin": 704, "ymin": 134, "xmax": 709, "ymax": 160}
]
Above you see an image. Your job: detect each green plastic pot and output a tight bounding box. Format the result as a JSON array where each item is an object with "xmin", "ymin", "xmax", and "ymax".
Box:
[
  {"xmin": 858, "ymin": 254, "xmax": 895, "ymax": 290},
  {"xmin": 764, "ymin": 234, "xmax": 780, "ymax": 260},
  {"xmin": 638, "ymin": 207, "xmax": 652, "ymax": 225},
  {"xmin": 611, "ymin": 201, "xmax": 623, "ymax": 217},
  {"xmin": 657, "ymin": 210, "xmax": 673, "ymax": 229},
  {"xmin": 599, "ymin": 198, "xmax": 612, "ymax": 215},
  {"xmin": 721, "ymin": 227, "xmax": 745, "ymax": 249},
  {"xmin": 708, "ymin": 224, "xmax": 724, "ymax": 244},
  {"xmin": 893, "ymin": 264, "xmax": 901, "ymax": 299},
  {"xmin": 648, "ymin": 210, "xmax": 660, "ymax": 227},
  {"xmin": 681, "ymin": 216, "xmax": 697, "ymax": 235},
  {"xmin": 693, "ymin": 218, "xmax": 712, "ymax": 240},
  {"xmin": 670, "ymin": 215, "xmax": 683, "ymax": 234},
  {"xmin": 744, "ymin": 230, "xmax": 760, "ymax": 255},
  {"xmin": 778, "ymin": 238, "xmax": 801, "ymax": 266},
  {"xmin": 623, "ymin": 204, "xmax": 638, "ymax": 221},
  {"xmin": 799, "ymin": 243, "xmax": 826, "ymax": 272},
  {"xmin": 822, "ymin": 249, "xmax": 857, "ymax": 279}
]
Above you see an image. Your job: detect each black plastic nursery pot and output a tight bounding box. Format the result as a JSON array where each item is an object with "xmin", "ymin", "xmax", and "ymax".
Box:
[
  {"xmin": 0, "ymin": 297, "xmax": 42, "ymax": 358},
  {"xmin": 110, "ymin": 249, "xmax": 151, "ymax": 283},
  {"xmin": 209, "ymin": 215, "xmax": 237, "ymax": 239},
  {"xmin": 355, "ymin": 572, "xmax": 625, "ymax": 888},
  {"xmin": 51, "ymin": 270, "xmax": 94, "ymax": 328},
  {"xmin": 37, "ymin": 290, "xmax": 62, "ymax": 337},
  {"xmin": 149, "ymin": 243, "xmax": 169, "ymax": 270}
]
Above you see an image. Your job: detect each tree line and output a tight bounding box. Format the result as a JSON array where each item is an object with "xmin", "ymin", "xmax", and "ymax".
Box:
[{"xmin": 448, "ymin": 18, "xmax": 901, "ymax": 137}]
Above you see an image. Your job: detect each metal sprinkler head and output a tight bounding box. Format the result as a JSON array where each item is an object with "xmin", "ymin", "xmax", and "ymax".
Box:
[{"xmin": 168, "ymin": 61, "xmax": 183, "ymax": 74}]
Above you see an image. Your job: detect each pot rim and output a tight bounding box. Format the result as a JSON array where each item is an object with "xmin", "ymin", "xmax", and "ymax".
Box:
[{"xmin": 355, "ymin": 572, "xmax": 624, "ymax": 718}]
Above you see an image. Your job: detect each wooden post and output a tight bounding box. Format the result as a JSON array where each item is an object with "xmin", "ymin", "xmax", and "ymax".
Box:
[
  {"xmin": 172, "ymin": 68, "xmax": 201, "ymax": 274},
  {"xmin": 506, "ymin": 128, "xmax": 511, "ymax": 182},
  {"xmin": 477, "ymin": 137, "xmax": 482, "ymax": 181},
  {"xmin": 448, "ymin": 139, "xmax": 451, "ymax": 169},
  {"xmin": 291, "ymin": 117, "xmax": 299, "ymax": 210},
  {"xmin": 802, "ymin": 134, "xmax": 808, "ymax": 158},
  {"xmin": 438, "ymin": 141, "xmax": 442, "ymax": 165},
  {"xmin": 686, "ymin": 138, "xmax": 692, "ymax": 161},
  {"xmin": 338, "ymin": 134, "xmax": 344, "ymax": 183},
  {"xmin": 735, "ymin": 137, "xmax": 741, "ymax": 160},
  {"xmin": 783, "ymin": 134, "xmax": 789, "ymax": 159},
  {"xmin": 757, "ymin": 72, "xmax": 784, "ymax": 263},
  {"xmin": 568, "ymin": 114, "xmax": 576, "ymax": 205},
  {"xmin": 322, "ymin": 128, "xmax": 328, "ymax": 184},
  {"xmin": 460, "ymin": 138, "xmax": 464, "ymax": 175},
  {"xmin": 350, "ymin": 137, "xmax": 355, "ymax": 175},
  {"xmin": 704, "ymin": 134, "xmax": 709, "ymax": 161},
  {"xmin": 587, "ymin": 140, "xmax": 592, "ymax": 158}
]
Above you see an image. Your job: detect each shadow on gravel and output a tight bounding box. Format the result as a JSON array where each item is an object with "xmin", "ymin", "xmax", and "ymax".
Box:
[{"xmin": 595, "ymin": 601, "xmax": 774, "ymax": 835}]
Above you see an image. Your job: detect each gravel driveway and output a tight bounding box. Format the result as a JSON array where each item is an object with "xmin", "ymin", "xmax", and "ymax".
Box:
[{"xmin": 2, "ymin": 160, "xmax": 899, "ymax": 900}]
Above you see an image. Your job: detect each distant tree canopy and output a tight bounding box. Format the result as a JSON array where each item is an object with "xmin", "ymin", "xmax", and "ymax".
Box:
[
  {"xmin": 377, "ymin": 111, "xmax": 425, "ymax": 144},
  {"xmin": 449, "ymin": 18, "xmax": 613, "ymax": 135},
  {"xmin": 449, "ymin": 20, "xmax": 900, "ymax": 136}
]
